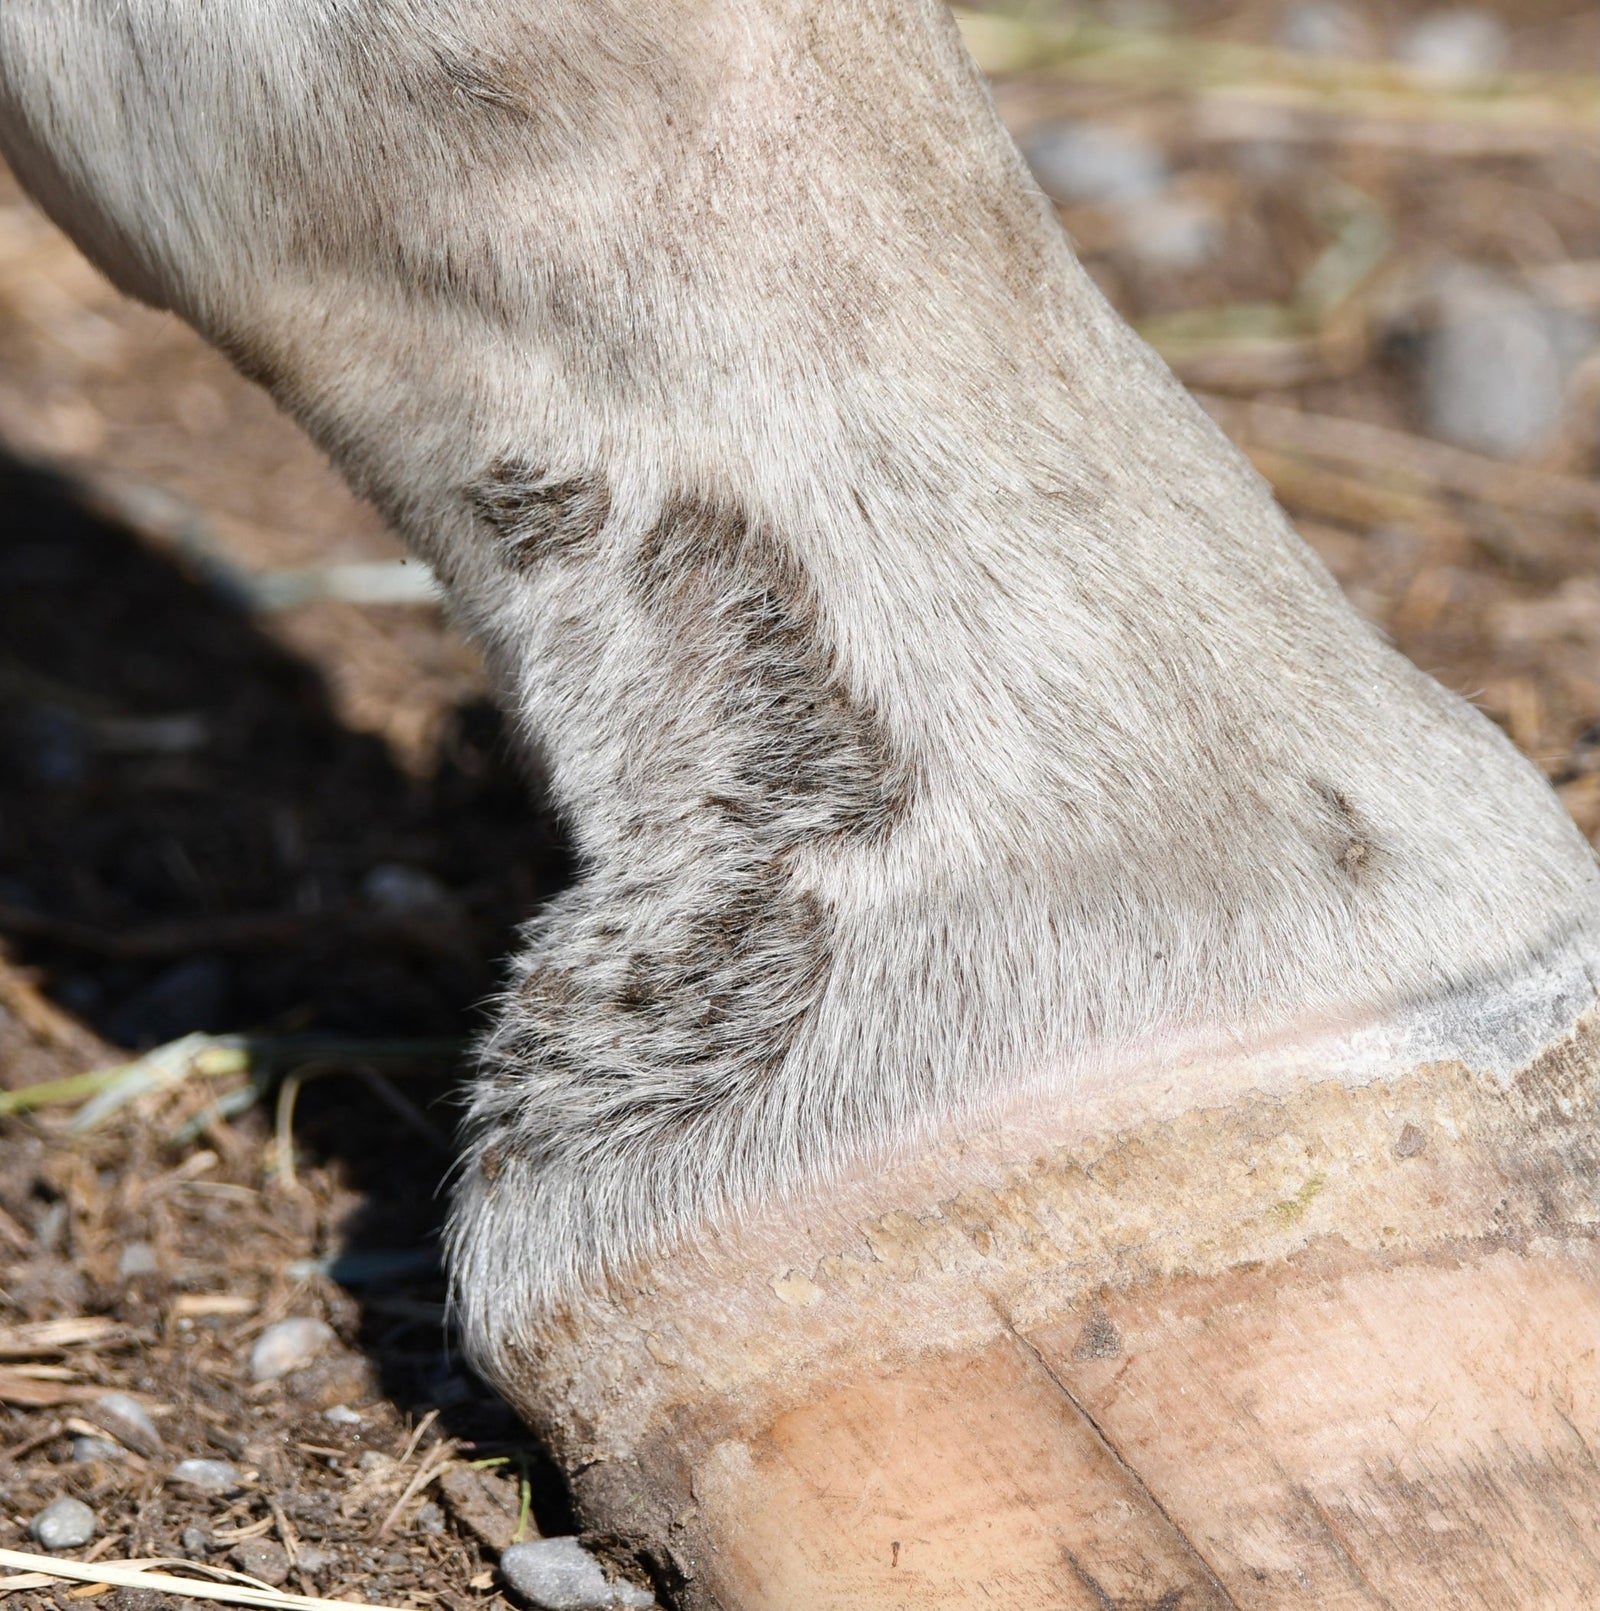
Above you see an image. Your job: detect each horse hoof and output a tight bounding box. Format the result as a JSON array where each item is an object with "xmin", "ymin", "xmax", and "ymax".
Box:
[{"xmin": 486, "ymin": 972, "xmax": 1598, "ymax": 1610}]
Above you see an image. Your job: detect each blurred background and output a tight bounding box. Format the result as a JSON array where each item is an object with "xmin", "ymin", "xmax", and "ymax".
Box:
[{"xmin": 0, "ymin": 2, "xmax": 1593, "ymax": 1601}]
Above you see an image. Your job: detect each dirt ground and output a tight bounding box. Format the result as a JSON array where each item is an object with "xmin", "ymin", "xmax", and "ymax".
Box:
[{"xmin": 0, "ymin": 1, "xmax": 1595, "ymax": 1607}]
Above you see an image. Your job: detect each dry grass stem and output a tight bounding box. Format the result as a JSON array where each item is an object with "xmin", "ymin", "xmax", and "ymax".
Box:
[
  {"xmin": 1202, "ymin": 397, "xmax": 1600, "ymax": 522},
  {"xmin": 0, "ymin": 1550, "xmax": 409, "ymax": 1611},
  {"xmin": 955, "ymin": 10, "xmax": 1598, "ymax": 133}
]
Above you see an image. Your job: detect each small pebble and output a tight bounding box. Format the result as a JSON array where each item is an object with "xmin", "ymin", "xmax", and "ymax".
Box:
[
  {"xmin": 415, "ymin": 1501, "xmax": 446, "ymax": 1536},
  {"xmin": 323, "ymin": 1403, "xmax": 362, "ymax": 1425},
  {"xmin": 91, "ymin": 1391, "xmax": 163, "ymax": 1454},
  {"xmin": 360, "ymin": 863, "xmax": 462, "ymax": 922},
  {"xmin": 1022, "ymin": 122, "xmax": 1167, "ymax": 207},
  {"xmin": 170, "ymin": 1458, "xmax": 246, "ymax": 1495},
  {"xmin": 229, "ymin": 1539, "xmax": 291, "ymax": 1587},
  {"xmin": 249, "ymin": 1316, "xmax": 336, "ymax": 1382},
  {"xmin": 70, "ymin": 1436, "xmax": 123, "ymax": 1464},
  {"xmin": 1234, "ymin": 139, "xmax": 1299, "ymax": 180},
  {"xmin": 294, "ymin": 1544, "xmax": 334, "ymax": 1577},
  {"xmin": 1276, "ymin": 0, "xmax": 1374, "ymax": 58},
  {"xmin": 32, "ymin": 1200, "xmax": 67, "ymax": 1255},
  {"xmin": 438, "ymin": 1463, "xmax": 522, "ymax": 1552},
  {"xmin": 1121, "ymin": 196, "xmax": 1223, "ymax": 271},
  {"xmin": 181, "ymin": 1525, "xmax": 213, "ymax": 1557},
  {"xmin": 1396, "ymin": 9, "xmax": 1506, "ymax": 77},
  {"xmin": 117, "ymin": 1242, "xmax": 160, "ymax": 1280},
  {"xmin": 31, "ymin": 1497, "xmax": 97, "ymax": 1550},
  {"xmin": 282, "ymin": 1350, "xmax": 377, "ymax": 1410},
  {"xmin": 499, "ymin": 1538, "xmax": 656, "ymax": 1611},
  {"xmin": 1421, "ymin": 269, "xmax": 1571, "ymax": 458}
]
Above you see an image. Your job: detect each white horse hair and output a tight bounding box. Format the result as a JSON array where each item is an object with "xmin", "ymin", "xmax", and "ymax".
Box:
[{"xmin": 1, "ymin": 0, "xmax": 1595, "ymax": 1382}]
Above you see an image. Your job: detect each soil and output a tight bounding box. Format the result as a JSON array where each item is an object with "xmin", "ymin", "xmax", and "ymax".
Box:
[{"xmin": 0, "ymin": 2, "xmax": 1594, "ymax": 1608}]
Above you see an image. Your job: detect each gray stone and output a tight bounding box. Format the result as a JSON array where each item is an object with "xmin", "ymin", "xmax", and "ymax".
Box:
[
  {"xmin": 31, "ymin": 1497, "xmax": 97, "ymax": 1550},
  {"xmin": 1122, "ymin": 196, "xmax": 1223, "ymax": 271},
  {"xmin": 438, "ymin": 1463, "xmax": 521, "ymax": 1552},
  {"xmin": 1234, "ymin": 140, "xmax": 1298, "ymax": 180},
  {"xmin": 117, "ymin": 1241, "xmax": 160, "ymax": 1279},
  {"xmin": 294, "ymin": 1545, "xmax": 335, "ymax": 1577},
  {"xmin": 1276, "ymin": 1, "xmax": 1374, "ymax": 58},
  {"xmin": 70, "ymin": 1436, "xmax": 123, "ymax": 1464},
  {"xmin": 360, "ymin": 863, "xmax": 461, "ymax": 921},
  {"xmin": 323, "ymin": 1403, "xmax": 362, "ymax": 1425},
  {"xmin": 1022, "ymin": 122, "xmax": 1167, "ymax": 207},
  {"xmin": 1396, "ymin": 10, "xmax": 1506, "ymax": 77},
  {"xmin": 229, "ymin": 1539, "xmax": 291, "ymax": 1587},
  {"xmin": 1421, "ymin": 270, "xmax": 1573, "ymax": 458},
  {"xmin": 32, "ymin": 1199, "xmax": 67, "ymax": 1255},
  {"xmin": 170, "ymin": 1458, "xmax": 246, "ymax": 1495},
  {"xmin": 499, "ymin": 1538, "xmax": 657, "ymax": 1610},
  {"xmin": 249, "ymin": 1316, "xmax": 336, "ymax": 1382},
  {"xmin": 181, "ymin": 1526, "xmax": 213, "ymax": 1557},
  {"xmin": 91, "ymin": 1391, "xmax": 163, "ymax": 1454}
]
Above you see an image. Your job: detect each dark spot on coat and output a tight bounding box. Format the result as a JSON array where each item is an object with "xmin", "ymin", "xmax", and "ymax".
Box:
[
  {"xmin": 469, "ymin": 462, "xmax": 611, "ymax": 570},
  {"xmin": 462, "ymin": 491, "xmax": 914, "ymax": 1189},
  {"xmin": 424, "ymin": 43, "xmax": 531, "ymax": 118},
  {"xmin": 616, "ymin": 956, "xmax": 657, "ymax": 1014},
  {"xmin": 1314, "ymin": 782, "xmax": 1379, "ymax": 884},
  {"xmin": 481, "ymin": 858, "xmax": 836, "ymax": 1144},
  {"xmin": 631, "ymin": 492, "xmax": 914, "ymax": 846}
]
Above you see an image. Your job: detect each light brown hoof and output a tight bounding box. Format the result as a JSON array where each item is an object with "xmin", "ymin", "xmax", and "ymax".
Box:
[{"xmin": 501, "ymin": 998, "xmax": 1598, "ymax": 1610}]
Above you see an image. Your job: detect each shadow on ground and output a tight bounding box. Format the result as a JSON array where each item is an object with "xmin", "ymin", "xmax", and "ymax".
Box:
[{"xmin": 0, "ymin": 448, "xmax": 581, "ymax": 1537}]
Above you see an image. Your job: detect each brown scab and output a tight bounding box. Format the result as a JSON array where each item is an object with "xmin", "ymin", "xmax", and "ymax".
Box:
[
  {"xmin": 1071, "ymin": 1309, "xmax": 1123, "ymax": 1361},
  {"xmin": 1395, "ymin": 1122, "xmax": 1427, "ymax": 1158},
  {"xmin": 1315, "ymin": 782, "xmax": 1379, "ymax": 885}
]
